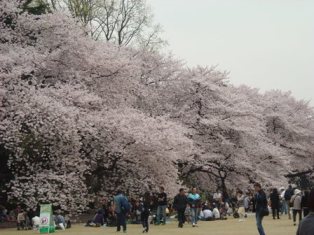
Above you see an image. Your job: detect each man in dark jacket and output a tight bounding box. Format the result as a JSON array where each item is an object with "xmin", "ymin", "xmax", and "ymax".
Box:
[
  {"xmin": 270, "ymin": 188, "xmax": 280, "ymax": 219},
  {"xmin": 301, "ymin": 190, "xmax": 310, "ymax": 217},
  {"xmin": 254, "ymin": 182, "xmax": 268, "ymax": 235},
  {"xmin": 284, "ymin": 185, "xmax": 293, "ymax": 219},
  {"xmin": 173, "ymin": 188, "xmax": 188, "ymax": 228}
]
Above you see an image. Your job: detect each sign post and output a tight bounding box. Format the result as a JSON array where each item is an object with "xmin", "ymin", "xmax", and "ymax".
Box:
[{"xmin": 39, "ymin": 204, "xmax": 55, "ymax": 234}]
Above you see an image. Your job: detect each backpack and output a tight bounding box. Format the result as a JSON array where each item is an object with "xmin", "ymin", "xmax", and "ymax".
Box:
[
  {"xmin": 284, "ymin": 189, "xmax": 292, "ymax": 201},
  {"xmin": 120, "ymin": 196, "xmax": 131, "ymax": 213}
]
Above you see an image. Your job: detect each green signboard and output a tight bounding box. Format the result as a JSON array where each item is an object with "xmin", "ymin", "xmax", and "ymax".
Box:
[{"xmin": 39, "ymin": 204, "xmax": 55, "ymax": 234}]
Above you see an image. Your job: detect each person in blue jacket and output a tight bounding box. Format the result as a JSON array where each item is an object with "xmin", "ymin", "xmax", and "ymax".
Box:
[
  {"xmin": 114, "ymin": 190, "xmax": 130, "ymax": 233},
  {"xmin": 254, "ymin": 182, "xmax": 268, "ymax": 235},
  {"xmin": 187, "ymin": 187, "xmax": 201, "ymax": 227}
]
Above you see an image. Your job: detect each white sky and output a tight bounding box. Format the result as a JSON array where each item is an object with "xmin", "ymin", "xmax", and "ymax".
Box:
[{"xmin": 150, "ymin": 0, "xmax": 314, "ymax": 106}]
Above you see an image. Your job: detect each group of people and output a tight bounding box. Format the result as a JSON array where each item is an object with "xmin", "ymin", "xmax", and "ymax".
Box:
[
  {"xmin": 0, "ymin": 206, "xmax": 38, "ymax": 230},
  {"xmin": 254, "ymin": 183, "xmax": 314, "ymax": 235},
  {"xmin": 88, "ymin": 187, "xmax": 204, "ymax": 233},
  {"xmin": 268, "ymin": 185, "xmax": 312, "ymax": 226},
  {"xmin": 112, "ymin": 187, "xmax": 168, "ymax": 233},
  {"xmin": 0, "ymin": 204, "xmax": 70, "ymax": 231},
  {"xmin": 1, "ymin": 183, "xmax": 313, "ymax": 234},
  {"xmin": 95, "ymin": 185, "xmax": 260, "ymax": 233},
  {"xmin": 106, "ymin": 183, "xmax": 314, "ymax": 235}
]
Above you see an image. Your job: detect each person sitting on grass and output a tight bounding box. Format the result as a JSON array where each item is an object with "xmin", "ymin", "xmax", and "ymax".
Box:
[
  {"xmin": 212, "ymin": 204, "xmax": 221, "ymax": 220},
  {"xmin": 85, "ymin": 209, "xmax": 104, "ymax": 227},
  {"xmin": 54, "ymin": 212, "xmax": 66, "ymax": 230},
  {"xmin": 32, "ymin": 216, "xmax": 40, "ymax": 230},
  {"xmin": 218, "ymin": 199, "xmax": 229, "ymax": 219},
  {"xmin": 199, "ymin": 204, "xmax": 213, "ymax": 221}
]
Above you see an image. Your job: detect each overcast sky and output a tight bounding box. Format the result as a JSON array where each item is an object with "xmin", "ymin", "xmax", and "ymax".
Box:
[{"xmin": 150, "ymin": 0, "xmax": 314, "ymax": 106}]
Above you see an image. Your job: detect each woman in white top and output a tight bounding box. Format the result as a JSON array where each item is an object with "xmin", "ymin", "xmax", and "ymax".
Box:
[{"xmin": 291, "ymin": 189, "xmax": 302, "ymax": 226}]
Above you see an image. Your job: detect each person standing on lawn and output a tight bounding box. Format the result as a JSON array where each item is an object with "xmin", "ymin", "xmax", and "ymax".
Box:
[
  {"xmin": 156, "ymin": 186, "xmax": 167, "ymax": 225},
  {"xmin": 187, "ymin": 187, "xmax": 201, "ymax": 227},
  {"xmin": 254, "ymin": 182, "xmax": 268, "ymax": 235},
  {"xmin": 173, "ymin": 188, "xmax": 188, "ymax": 228}
]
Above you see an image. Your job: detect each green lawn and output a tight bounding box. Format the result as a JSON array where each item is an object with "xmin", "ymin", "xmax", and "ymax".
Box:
[{"xmin": 0, "ymin": 214, "xmax": 298, "ymax": 235}]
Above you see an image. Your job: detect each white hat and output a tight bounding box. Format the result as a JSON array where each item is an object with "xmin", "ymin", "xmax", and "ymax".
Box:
[{"xmin": 294, "ymin": 189, "xmax": 301, "ymax": 195}]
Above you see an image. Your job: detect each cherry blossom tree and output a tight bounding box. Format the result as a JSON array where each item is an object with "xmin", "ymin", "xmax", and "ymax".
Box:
[
  {"xmin": 0, "ymin": 0, "xmax": 191, "ymax": 212},
  {"xmin": 1, "ymin": 0, "xmax": 313, "ymax": 214}
]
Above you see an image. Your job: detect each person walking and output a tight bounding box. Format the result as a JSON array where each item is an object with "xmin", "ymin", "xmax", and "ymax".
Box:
[
  {"xmin": 291, "ymin": 189, "xmax": 302, "ymax": 226},
  {"xmin": 113, "ymin": 190, "xmax": 130, "ymax": 233},
  {"xmin": 187, "ymin": 187, "xmax": 201, "ymax": 227},
  {"xmin": 173, "ymin": 188, "xmax": 188, "ymax": 228},
  {"xmin": 141, "ymin": 192, "xmax": 151, "ymax": 233},
  {"xmin": 270, "ymin": 188, "xmax": 280, "ymax": 219},
  {"xmin": 244, "ymin": 191, "xmax": 251, "ymax": 216},
  {"xmin": 156, "ymin": 186, "xmax": 167, "ymax": 225},
  {"xmin": 297, "ymin": 188, "xmax": 314, "ymax": 235},
  {"xmin": 254, "ymin": 182, "xmax": 268, "ymax": 235},
  {"xmin": 279, "ymin": 187, "xmax": 287, "ymax": 215},
  {"xmin": 237, "ymin": 190, "xmax": 246, "ymax": 221},
  {"xmin": 284, "ymin": 185, "xmax": 294, "ymax": 219},
  {"xmin": 301, "ymin": 190, "xmax": 310, "ymax": 217}
]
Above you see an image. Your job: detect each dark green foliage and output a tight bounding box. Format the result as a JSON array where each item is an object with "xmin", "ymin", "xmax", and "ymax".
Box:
[
  {"xmin": 22, "ymin": 0, "xmax": 51, "ymax": 15},
  {"xmin": 287, "ymin": 171, "xmax": 314, "ymax": 190},
  {"xmin": 0, "ymin": 145, "xmax": 13, "ymax": 205}
]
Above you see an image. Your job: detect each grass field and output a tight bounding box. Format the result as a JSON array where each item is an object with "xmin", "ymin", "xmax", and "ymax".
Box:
[{"xmin": 0, "ymin": 214, "xmax": 299, "ymax": 235}]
